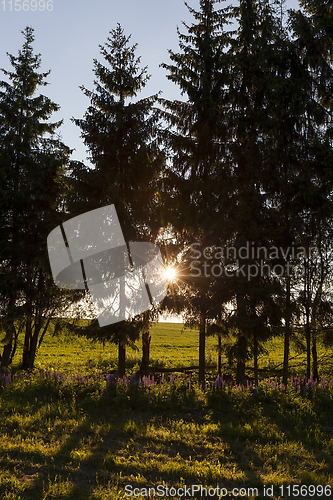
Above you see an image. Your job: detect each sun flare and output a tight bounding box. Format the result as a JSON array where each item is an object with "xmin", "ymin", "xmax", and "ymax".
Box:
[{"xmin": 164, "ymin": 266, "xmax": 177, "ymax": 282}]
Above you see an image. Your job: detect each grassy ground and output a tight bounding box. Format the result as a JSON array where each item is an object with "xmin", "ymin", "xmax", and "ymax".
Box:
[
  {"xmin": 14, "ymin": 321, "xmax": 333, "ymax": 380},
  {"xmin": 0, "ymin": 323, "xmax": 333, "ymax": 499},
  {"xmin": 35, "ymin": 322, "xmax": 219, "ymax": 375}
]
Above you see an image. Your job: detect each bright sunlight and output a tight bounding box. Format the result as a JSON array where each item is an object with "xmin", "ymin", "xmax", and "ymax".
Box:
[{"xmin": 164, "ymin": 266, "xmax": 177, "ymax": 282}]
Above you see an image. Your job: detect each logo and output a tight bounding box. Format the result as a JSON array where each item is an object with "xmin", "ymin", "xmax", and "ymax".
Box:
[{"xmin": 47, "ymin": 205, "xmax": 167, "ymax": 326}]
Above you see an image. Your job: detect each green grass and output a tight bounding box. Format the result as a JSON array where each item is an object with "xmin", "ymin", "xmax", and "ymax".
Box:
[
  {"xmin": 0, "ymin": 322, "xmax": 333, "ymax": 499},
  {"xmin": 6, "ymin": 322, "xmax": 220, "ymax": 376},
  {"xmin": 7, "ymin": 321, "xmax": 333, "ymax": 380},
  {"xmin": 0, "ymin": 371, "xmax": 333, "ymax": 499}
]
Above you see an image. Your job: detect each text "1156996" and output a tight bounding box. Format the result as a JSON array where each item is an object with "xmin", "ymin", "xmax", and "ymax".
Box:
[{"xmin": 2, "ymin": 0, "xmax": 53, "ymax": 11}]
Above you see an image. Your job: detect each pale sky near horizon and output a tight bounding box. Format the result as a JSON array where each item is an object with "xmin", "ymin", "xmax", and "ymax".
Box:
[{"xmin": 1, "ymin": 0, "xmax": 300, "ymax": 166}]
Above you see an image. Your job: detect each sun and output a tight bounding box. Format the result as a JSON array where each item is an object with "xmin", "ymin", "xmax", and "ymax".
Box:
[{"xmin": 164, "ymin": 266, "xmax": 177, "ymax": 282}]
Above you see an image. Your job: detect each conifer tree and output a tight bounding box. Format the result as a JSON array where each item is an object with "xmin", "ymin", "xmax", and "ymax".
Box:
[
  {"xmin": 162, "ymin": 0, "xmax": 333, "ymax": 384},
  {"xmin": 0, "ymin": 27, "xmax": 72, "ymax": 369},
  {"xmin": 211, "ymin": 0, "xmax": 284, "ymax": 384},
  {"xmin": 160, "ymin": 0, "xmax": 233, "ymax": 384},
  {"xmin": 286, "ymin": 0, "xmax": 333, "ymax": 381},
  {"xmin": 71, "ymin": 24, "xmax": 165, "ymax": 377}
]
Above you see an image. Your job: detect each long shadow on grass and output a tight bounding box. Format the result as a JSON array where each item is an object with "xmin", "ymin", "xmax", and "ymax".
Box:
[
  {"xmin": 73, "ymin": 383, "xmax": 270, "ymax": 496},
  {"xmin": 13, "ymin": 379, "xmax": 332, "ymax": 500},
  {"xmin": 210, "ymin": 387, "xmax": 333, "ymax": 487},
  {"xmin": 20, "ymin": 380, "xmax": 270, "ymax": 499},
  {"xmin": 250, "ymin": 389, "xmax": 333, "ymax": 478},
  {"xmin": 0, "ymin": 378, "xmax": 133, "ymax": 499},
  {"xmin": 22, "ymin": 388, "xmax": 136, "ymax": 499}
]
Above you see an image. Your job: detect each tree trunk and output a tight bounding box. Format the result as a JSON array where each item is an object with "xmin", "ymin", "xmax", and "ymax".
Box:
[
  {"xmin": 28, "ymin": 330, "xmax": 39, "ymax": 370},
  {"xmin": 1, "ymin": 318, "xmax": 16, "ymax": 368},
  {"xmin": 22, "ymin": 320, "xmax": 32, "ymax": 370},
  {"xmin": 118, "ymin": 342, "xmax": 126, "ymax": 378},
  {"xmin": 1, "ymin": 340, "xmax": 13, "ymax": 368},
  {"xmin": 9, "ymin": 324, "xmax": 21, "ymax": 365},
  {"xmin": 312, "ymin": 330, "xmax": 318, "ymax": 381},
  {"xmin": 1, "ymin": 296, "xmax": 16, "ymax": 368},
  {"xmin": 117, "ymin": 254, "xmax": 126, "ymax": 378},
  {"xmin": 253, "ymin": 330, "xmax": 258, "ymax": 387},
  {"xmin": 140, "ymin": 331, "xmax": 151, "ymax": 373},
  {"xmin": 217, "ymin": 334, "xmax": 221, "ymax": 377},
  {"xmin": 235, "ymin": 292, "xmax": 248, "ymax": 385},
  {"xmin": 305, "ymin": 316, "xmax": 311, "ymax": 381},
  {"xmin": 236, "ymin": 333, "xmax": 247, "ymax": 385},
  {"xmin": 282, "ymin": 275, "xmax": 291, "ymax": 386},
  {"xmin": 304, "ymin": 255, "xmax": 311, "ymax": 381},
  {"xmin": 199, "ymin": 311, "xmax": 206, "ymax": 385}
]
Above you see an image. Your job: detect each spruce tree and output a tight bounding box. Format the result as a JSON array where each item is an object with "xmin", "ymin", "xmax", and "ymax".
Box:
[
  {"xmin": 286, "ymin": 0, "xmax": 333, "ymax": 381},
  {"xmin": 71, "ymin": 24, "xmax": 165, "ymax": 377},
  {"xmin": 0, "ymin": 27, "xmax": 72, "ymax": 369},
  {"xmin": 226, "ymin": 0, "xmax": 333, "ymax": 384},
  {"xmin": 209, "ymin": 0, "xmax": 286, "ymax": 384},
  {"xmin": 160, "ymin": 0, "xmax": 233, "ymax": 384}
]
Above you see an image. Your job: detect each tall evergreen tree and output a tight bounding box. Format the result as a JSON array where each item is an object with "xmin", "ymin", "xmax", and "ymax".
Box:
[
  {"xmin": 286, "ymin": 0, "xmax": 333, "ymax": 381},
  {"xmin": 0, "ymin": 27, "xmax": 72, "ymax": 369},
  {"xmin": 160, "ymin": 0, "xmax": 233, "ymax": 384},
  {"xmin": 70, "ymin": 24, "xmax": 165, "ymax": 377},
  {"xmin": 162, "ymin": 0, "xmax": 333, "ymax": 385},
  {"xmin": 209, "ymin": 0, "xmax": 286, "ymax": 384}
]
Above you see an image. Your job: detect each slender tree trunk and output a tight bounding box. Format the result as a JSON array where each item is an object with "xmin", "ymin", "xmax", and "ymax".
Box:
[
  {"xmin": 140, "ymin": 331, "xmax": 151, "ymax": 373},
  {"xmin": 1, "ymin": 309, "xmax": 16, "ymax": 368},
  {"xmin": 304, "ymin": 255, "xmax": 311, "ymax": 381},
  {"xmin": 22, "ymin": 305, "xmax": 33, "ymax": 370},
  {"xmin": 118, "ymin": 255, "xmax": 126, "ymax": 377},
  {"xmin": 28, "ymin": 329, "xmax": 40, "ymax": 370},
  {"xmin": 253, "ymin": 330, "xmax": 258, "ymax": 387},
  {"xmin": 312, "ymin": 330, "xmax": 318, "ymax": 381},
  {"xmin": 118, "ymin": 342, "xmax": 126, "ymax": 378},
  {"xmin": 310, "ymin": 245, "xmax": 324, "ymax": 383},
  {"xmin": 9, "ymin": 322, "xmax": 22, "ymax": 365},
  {"xmin": 236, "ymin": 294, "xmax": 247, "ymax": 385},
  {"xmin": 236, "ymin": 333, "xmax": 247, "ymax": 385},
  {"xmin": 283, "ymin": 274, "xmax": 291, "ymax": 386},
  {"xmin": 22, "ymin": 329, "xmax": 31, "ymax": 370},
  {"xmin": 1, "ymin": 296, "xmax": 16, "ymax": 368},
  {"xmin": 1, "ymin": 340, "xmax": 13, "ymax": 368},
  {"xmin": 305, "ymin": 312, "xmax": 311, "ymax": 381},
  {"xmin": 38, "ymin": 317, "xmax": 52, "ymax": 349},
  {"xmin": 199, "ymin": 310, "xmax": 206, "ymax": 385},
  {"xmin": 218, "ymin": 334, "xmax": 221, "ymax": 377},
  {"xmin": 9, "ymin": 335, "xmax": 17, "ymax": 365}
]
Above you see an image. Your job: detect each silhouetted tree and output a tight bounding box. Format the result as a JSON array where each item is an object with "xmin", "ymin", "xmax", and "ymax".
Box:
[
  {"xmin": 160, "ymin": 0, "xmax": 232, "ymax": 384},
  {"xmin": 71, "ymin": 24, "xmax": 165, "ymax": 377},
  {"xmin": 0, "ymin": 27, "xmax": 72, "ymax": 369}
]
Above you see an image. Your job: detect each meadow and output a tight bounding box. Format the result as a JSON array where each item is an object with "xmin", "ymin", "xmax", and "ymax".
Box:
[{"xmin": 0, "ymin": 323, "xmax": 333, "ymax": 499}]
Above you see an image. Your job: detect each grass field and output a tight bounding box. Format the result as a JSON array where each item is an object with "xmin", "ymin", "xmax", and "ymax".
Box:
[
  {"xmin": 0, "ymin": 323, "xmax": 333, "ymax": 499},
  {"xmin": 31, "ymin": 322, "xmax": 333, "ymax": 381}
]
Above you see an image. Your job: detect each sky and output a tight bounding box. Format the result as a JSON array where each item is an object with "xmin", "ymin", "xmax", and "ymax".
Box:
[{"xmin": 1, "ymin": 0, "xmax": 300, "ymax": 166}]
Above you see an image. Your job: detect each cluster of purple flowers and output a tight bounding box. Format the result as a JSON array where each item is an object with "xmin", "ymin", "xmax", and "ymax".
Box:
[
  {"xmin": 1, "ymin": 368, "xmax": 333, "ymax": 394},
  {"xmin": 288, "ymin": 375, "xmax": 333, "ymax": 392},
  {"xmin": 210, "ymin": 374, "xmax": 333, "ymax": 393},
  {"xmin": 0, "ymin": 368, "xmax": 15, "ymax": 388},
  {"xmin": 261, "ymin": 374, "xmax": 333, "ymax": 393},
  {"xmin": 39, "ymin": 369, "xmax": 105, "ymax": 385}
]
